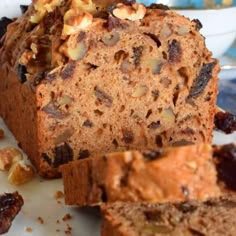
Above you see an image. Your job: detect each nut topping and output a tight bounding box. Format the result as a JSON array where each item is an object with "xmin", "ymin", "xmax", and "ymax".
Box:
[
  {"xmin": 0, "ymin": 147, "xmax": 23, "ymax": 171},
  {"xmin": 63, "ymin": 8, "xmax": 93, "ymax": 36},
  {"xmin": 30, "ymin": 0, "xmax": 63, "ymax": 23},
  {"xmin": 112, "ymin": 3, "xmax": 146, "ymax": 21},
  {"xmin": 71, "ymin": 0, "xmax": 96, "ymax": 13},
  {"xmin": 8, "ymin": 161, "xmax": 35, "ymax": 185}
]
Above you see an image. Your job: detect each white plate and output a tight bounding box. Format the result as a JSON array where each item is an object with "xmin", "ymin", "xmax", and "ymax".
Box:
[{"xmin": 1, "ymin": 2, "xmax": 236, "ymax": 236}]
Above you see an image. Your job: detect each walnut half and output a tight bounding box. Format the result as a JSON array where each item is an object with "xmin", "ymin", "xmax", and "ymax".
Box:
[
  {"xmin": 112, "ymin": 3, "xmax": 146, "ymax": 21},
  {"xmin": 8, "ymin": 161, "xmax": 35, "ymax": 186},
  {"xmin": 0, "ymin": 147, "xmax": 23, "ymax": 171}
]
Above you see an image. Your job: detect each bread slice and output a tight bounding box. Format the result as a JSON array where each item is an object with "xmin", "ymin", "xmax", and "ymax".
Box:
[
  {"xmin": 0, "ymin": 1, "xmax": 219, "ymax": 178},
  {"xmin": 101, "ymin": 195, "xmax": 236, "ymax": 236},
  {"xmin": 60, "ymin": 143, "xmax": 233, "ymax": 206}
]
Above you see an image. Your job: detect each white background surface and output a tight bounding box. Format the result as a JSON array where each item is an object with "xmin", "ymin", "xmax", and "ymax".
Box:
[{"xmin": 0, "ymin": 1, "xmax": 236, "ymax": 236}]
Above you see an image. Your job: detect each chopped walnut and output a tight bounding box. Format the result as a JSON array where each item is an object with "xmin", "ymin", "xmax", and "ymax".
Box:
[
  {"xmin": 113, "ymin": 3, "xmax": 146, "ymax": 21},
  {"xmin": 0, "ymin": 147, "xmax": 23, "ymax": 171},
  {"xmin": 30, "ymin": 0, "xmax": 63, "ymax": 23},
  {"xmin": 63, "ymin": 9, "xmax": 93, "ymax": 36},
  {"xmin": 8, "ymin": 161, "xmax": 35, "ymax": 185},
  {"xmin": 71, "ymin": 0, "xmax": 96, "ymax": 13}
]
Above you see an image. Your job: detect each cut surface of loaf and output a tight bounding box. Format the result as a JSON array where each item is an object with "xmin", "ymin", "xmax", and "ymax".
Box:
[
  {"xmin": 0, "ymin": 0, "xmax": 219, "ymax": 177},
  {"xmin": 61, "ymin": 143, "xmax": 228, "ymax": 206},
  {"xmin": 101, "ymin": 195, "xmax": 236, "ymax": 236}
]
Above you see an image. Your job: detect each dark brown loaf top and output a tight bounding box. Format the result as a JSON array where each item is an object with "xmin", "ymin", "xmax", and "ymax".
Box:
[
  {"xmin": 61, "ymin": 143, "xmax": 223, "ymax": 206},
  {"xmin": 0, "ymin": 0, "xmax": 219, "ymax": 178},
  {"xmin": 101, "ymin": 195, "xmax": 236, "ymax": 236}
]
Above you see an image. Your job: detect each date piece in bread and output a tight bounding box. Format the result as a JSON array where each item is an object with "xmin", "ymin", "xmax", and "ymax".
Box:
[
  {"xmin": 101, "ymin": 195, "xmax": 236, "ymax": 236},
  {"xmin": 61, "ymin": 144, "xmax": 222, "ymax": 206},
  {"xmin": 0, "ymin": 192, "xmax": 24, "ymax": 235}
]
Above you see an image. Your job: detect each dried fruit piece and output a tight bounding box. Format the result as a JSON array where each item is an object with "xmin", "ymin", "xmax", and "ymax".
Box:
[
  {"xmin": 142, "ymin": 150, "xmax": 163, "ymax": 161},
  {"xmin": 148, "ymin": 121, "xmax": 160, "ymax": 129},
  {"xmin": 94, "ymin": 86, "xmax": 113, "ymax": 107},
  {"xmin": 78, "ymin": 149, "xmax": 90, "ymax": 159},
  {"xmin": 53, "ymin": 143, "xmax": 73, "ymax": 168},
  {"xmin": 63, "ymin": 9, "xmax": 93, "ymax": 36},
  {"xmin": 144, "ymin": 33, "xmax": 161, "ymax": 48},
  {"xmin": 214, "ymin": 143, "xmax": 236, "ymax": 191},
  {"xmin": 42, "ymin": 101, "xmax": 68, "ymax": 119},
  {"xmin": 122, "ymin": 129, "xmax": 134, "ymax": 144},
  {"xmin": 152, "ymin": 90, "xmax": 159, "ymax": 101},
  {"xmin": 61, "ymin": 61, "xmax": 76, "ymax": 80},
  {"xmin": 192, "ymin": 19, "xmax": 203, "ymax": 31},
  {"xmin": 168, "ymin": 39, "xmax": 181, "ymax": 63},
  {"xmin": 148, "ymin": 3, "xmax": 169, "ymax": 10},
  {"xmin": 17, "ymin": 64, "xmax": 27, "ymax": 83},
  {"xmin": 214, "ymin": 111, "xmax": 236, "ymax": 134},
  {"xmin": 102, "ymin": 31, "xmax": 120, "ymax": 46},
  {"xmin": 0, "ymin": 129, "xmax": 4, "ymax": 139},
  {"xmin": 8, "ymin": 161, "xmax": 35, "ymax": 185},
  {"xmin": 188, "ymin": 62, "xmax": 216, "ymax": 99},
  {"xmin": 83, "ymin": 120, "xmax": 93, "ymax": 127},
  {"xmin": 0, "ymin": 17, "xmax": 13, "ymax": 39},
  {"xmin": 0, "ymin": 147, "xmax": 23, "ymax": 171},
  {"xmin": 132, "ymin": 85, "xmax": 148, "ymax": 98},
  {"xmin": 33, "ymin": 71, "xmax": 47, "ymax": 86},
  {"xmin": 133, "ymin": 46, "xmax": 143, "ymax": 67},
  {"xmin": 0, "ymin": 192, "xmax": 24, "ymax": 234},
  {"xmin": 107, "ymin": 15, "xmax": 128, "ymax": 32}
]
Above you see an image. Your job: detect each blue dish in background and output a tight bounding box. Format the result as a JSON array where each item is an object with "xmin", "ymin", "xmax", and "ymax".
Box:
[{"xmin": 137, "ymin": 0, "xmax": 236, "ymax": 9}]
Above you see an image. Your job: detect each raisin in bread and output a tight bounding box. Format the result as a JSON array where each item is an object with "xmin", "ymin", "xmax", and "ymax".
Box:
[
  {"xmin": 0, "ymin": 192, "xmax": 24, "ymax": 234},
  {"xmin": 61, "ymin": 143, "xmax": 227, "ymax": 206},
  {"xmin": 0, "ymin": 0, "xmax": 219, "ymax": 177},
  {"xmin": 101, "ymin": 195, "xmax": 236, "ymax": 236}
]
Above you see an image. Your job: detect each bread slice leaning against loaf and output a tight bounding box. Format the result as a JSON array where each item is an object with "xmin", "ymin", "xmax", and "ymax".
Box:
[
  {"xmin": 101, "ymin": 194, "xmax": 236, "ymax": 236},
  {"xmin": 61, "ymin": 143, "xmax": 236, "ymax": 206},
  {"xmin": 0, "ymin": 0, "xmax": 219, "ymax": 178}
]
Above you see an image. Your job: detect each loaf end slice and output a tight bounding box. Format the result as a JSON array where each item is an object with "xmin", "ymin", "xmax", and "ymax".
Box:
[{"xmin": 101, "ymin": 195, "xmax": 236, "ymax": 236}]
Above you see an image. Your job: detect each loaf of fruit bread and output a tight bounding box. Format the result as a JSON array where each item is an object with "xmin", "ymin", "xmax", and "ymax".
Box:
[
  {"xmin": 61, "ymin": 143, "xmax": 236, "ymax": 206},
  {"xmin": 0, "ymin": 0, "xmax": 219, "ymax": 178},
  {"xmin": 101, "ymin": 194, "xmax": 236, "ymax": 236}
]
